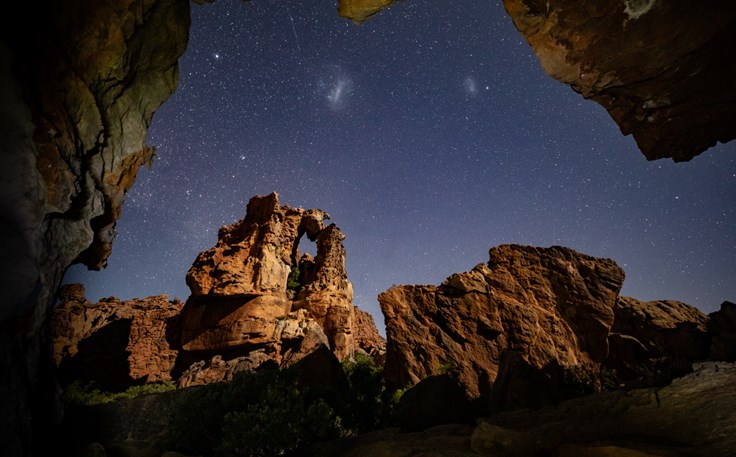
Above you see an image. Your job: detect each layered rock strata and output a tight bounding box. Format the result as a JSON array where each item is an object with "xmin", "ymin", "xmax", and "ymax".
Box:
[
  {"xmin": 379, "ymin": 244, "xmax": 626, "ymax": 400},
  {"xmin": 380, "ymin": 245, "xmax": 734, "ymax": 410},
  {"xmin": 180, "ymin": 192, "xmax": 355, "ymax": 361}
]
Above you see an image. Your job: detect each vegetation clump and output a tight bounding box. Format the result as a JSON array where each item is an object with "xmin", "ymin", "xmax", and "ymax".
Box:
[
  {"xmin": 62, "ymin": 380, "xmax": 176, "ymax": 406},
  {"xmin": 286, "ymin": 266, "xmax": 301, "ymax": 291},
  {"xmin": 167, "ymin": 353, "xmax": 395, "ymax": 457}
]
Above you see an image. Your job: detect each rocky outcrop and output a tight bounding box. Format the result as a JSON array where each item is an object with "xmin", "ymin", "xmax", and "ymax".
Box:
[
  {"xmin": 52, "ymin": 194, "xmax": 366, "ymax": 389},
  {"xmin": 605, "ymin": 297, "xmax": 710, "ymax": 387},
  {"xmin": 0, "ymin": 1, "xmax": 189, "ymax": 454},
  {"xmin": 380, "ymin": 244, "xmax": 625, "ymax": 402},
  {"xmin": 180, "ymin": 192, "xmax": 355, "ymax": 361},
  {"xmin": 51, "ymin": 284, "xmax": 183, "ymax": 390},
  {"xmin": 502, "ymin": 0, "xmax": 736, "ymax": 161}
]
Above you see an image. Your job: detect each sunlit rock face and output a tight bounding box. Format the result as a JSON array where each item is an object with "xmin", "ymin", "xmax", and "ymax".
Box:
[
  {"xmin": 340, "ymin": 0, "xmax": 736, "ymax": 161},
  {"xmin": 180, "ymin": 192, "xmax": 356, "ymax": 361},
  {"xmin": 502, "ymin": 0, "xmax": 736, "ymax": 161},
  {"xmin": 0, "ymin": 0, "xmax": 190, "ymax": 455},
  {"xmin": 380, "ymin": 245, "xmax": 626, "ymax": 401}
]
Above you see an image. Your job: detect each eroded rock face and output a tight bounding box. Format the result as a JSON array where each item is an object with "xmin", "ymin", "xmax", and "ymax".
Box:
[
  {"xmin": 51, "ymin": 284, "xmax": 183, "ymax": 391},
  {"xmin": 0, "ymin": 1, "xmax": 189, "ymax": 454},
  {"xmin": 176, "ymin": 309, "xmax": 330, "ymax": 387},
  {"xmin": 380, "ymin": 244, "xmax": 625, "ymax": 400},
  {"xmin": 180, "ymin": 192, "xmax": 355, "ymax": 361},
  {"xmin": 502, "ymin": 0, "xmax": 736, "ymax": 161}
]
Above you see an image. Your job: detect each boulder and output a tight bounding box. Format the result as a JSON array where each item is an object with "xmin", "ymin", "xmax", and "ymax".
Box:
[
  {"xmin": 605, "ymin": 297, "xmax": 710, "ymax": 387},
  {"xmin": 320, "ymin": 362, "xmax": 736, "ymax": 457},
  {"xmin": 392, "ymin": 374, "xmax": 476, "ymax": 432},
  {"xmin": 709, "ymin": 301, "xmax": 736, "ymax": 362},
  {"xmin": 380, "ymin": 244, "xmax": 625, "ymax": 405}
]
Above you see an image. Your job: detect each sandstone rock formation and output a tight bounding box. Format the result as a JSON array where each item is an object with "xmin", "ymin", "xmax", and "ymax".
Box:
[
  {"xmin": 3, "ymin": 1, "xmax": 732, "ymax": 455},
  {"xmin": 52, "ymin": 284, "xmax": 183, "ymax": 390},
  {"xmin": 180, "ymin": 192, "xmax": 355, "ymax": 361},
  {"xmin": 52, "ymin": 194, "xmax": 372, "ymax": 390},
  {"xmin": 0, "ymin": 1, "xmax": 189, "ymax": 454},
  {"xmin": 606, "ymin": 297, "xmax": 710, "ymax": 387},
  {"xmin": 176, "ymin": 309, "xmax": 331, "ymax": 387},
  {"xmin": 380, "ymin": 244, "xmax": 626, "ymax": 401},
  {"xmin": 340, "ymin": 0, "xmax": 736, "ymax": 162}
]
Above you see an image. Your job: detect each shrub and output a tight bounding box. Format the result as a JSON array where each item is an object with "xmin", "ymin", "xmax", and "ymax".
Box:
[
  {"xmin": 168, "ymin": 369, "xmax": 345, "ymax": 457},
  {"xmin": 286, "ymin": 266, "xmax": 301, "ymax": 291},
  {"xmin": 166, "ymin": 354, "xmax": 400, "ymax": 456},
  {"xmin": 61, "ymin": 380, "xmax": 175, "ymax": 407},
  {"xmin": 340, "ymin": 353, "xmax": 387, "ymax": 434}
]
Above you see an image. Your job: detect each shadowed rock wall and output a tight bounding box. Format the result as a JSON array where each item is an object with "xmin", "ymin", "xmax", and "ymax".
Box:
[{"xmin": 0, "ymin": 1, "xmax": 190, "ymax": 455}]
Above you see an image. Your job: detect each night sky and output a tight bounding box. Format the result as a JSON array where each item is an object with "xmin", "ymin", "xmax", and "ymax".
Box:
[{"xmin": 65, "ymin": 0, "xmax": 736, "ymax": 331}]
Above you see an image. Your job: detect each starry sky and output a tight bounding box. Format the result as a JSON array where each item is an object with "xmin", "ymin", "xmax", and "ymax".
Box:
[{"xmin": 64, "ymin": 0, "xmax": 736, "ymax": 332}]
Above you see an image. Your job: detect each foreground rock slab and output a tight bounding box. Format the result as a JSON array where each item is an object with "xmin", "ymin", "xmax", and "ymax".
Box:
[{"xmin": 319, "ymin": 362, "xmax": 736, "ymax": 457}]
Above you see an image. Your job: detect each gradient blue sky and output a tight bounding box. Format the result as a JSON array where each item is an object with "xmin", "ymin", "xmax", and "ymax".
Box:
[{"xmin": 65, "ymin": 0, "xmax": 736, "ymax": 332}]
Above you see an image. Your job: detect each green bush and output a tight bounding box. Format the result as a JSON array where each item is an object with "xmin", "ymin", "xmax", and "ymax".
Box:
[
  {"xmin": 168, "ymin": 369, "xmax": 344, "ymax": 457},
  {"xmin": 339, "ymin": 353, "xmax": 387, "ymax": 434},
  {"xmin": 287, "ymin": 266, "xmax": 301, "ymax": 291},
  {"xmin": 167, "ymin": 355, "xmax": 397, "ymax": 456},
  {"xmin": 62, "ymin": 380, "xmax": 176, "ymax": 406}
]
